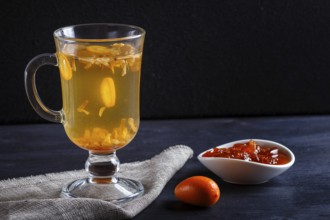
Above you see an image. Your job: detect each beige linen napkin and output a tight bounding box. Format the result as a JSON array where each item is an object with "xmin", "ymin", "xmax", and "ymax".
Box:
[{"xmin": 0, "ymin": 145, "xmax": 193, "ymax": 220}]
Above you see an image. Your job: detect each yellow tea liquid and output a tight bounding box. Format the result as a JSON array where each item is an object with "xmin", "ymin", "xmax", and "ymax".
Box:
[{"xmin": 58, "ymin": 43, "xmax": 142, "ymax": 153}]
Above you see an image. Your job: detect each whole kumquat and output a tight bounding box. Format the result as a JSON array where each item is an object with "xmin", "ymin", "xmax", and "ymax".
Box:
[{"xmin": 174, "ymin": 176, "xmax": 220, "ymax": 207}]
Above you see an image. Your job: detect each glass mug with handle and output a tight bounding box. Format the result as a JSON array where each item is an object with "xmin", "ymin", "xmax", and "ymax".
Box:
[{"xmin": 25, "ymin": 23, "xmax": 145, "ymax": 202}]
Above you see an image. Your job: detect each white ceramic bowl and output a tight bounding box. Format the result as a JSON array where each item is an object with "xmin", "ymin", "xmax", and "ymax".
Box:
[{"xmin": 198, "ymin": 139, "xmax": 295, "ymax": 184}]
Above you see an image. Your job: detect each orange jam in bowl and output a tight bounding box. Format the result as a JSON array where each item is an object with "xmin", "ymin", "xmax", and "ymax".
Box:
[{"xmin": 202, "ymin": 140, "xmax": 290, "ymax": 165}]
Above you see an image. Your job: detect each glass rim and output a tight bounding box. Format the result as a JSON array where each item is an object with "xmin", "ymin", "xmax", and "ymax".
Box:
[{"xmin": 53, "ymin": 23, "xmax": 146, "ymax": 43}]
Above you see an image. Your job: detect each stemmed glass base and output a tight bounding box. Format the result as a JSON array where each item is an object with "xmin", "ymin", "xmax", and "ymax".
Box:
[
  {"xmin": 61, "ymin": 152, "xmax": 144, "ymax": 202},
  {"xmin": 61, "ymin": 177, "xmax": 144, "ymax": 202}
]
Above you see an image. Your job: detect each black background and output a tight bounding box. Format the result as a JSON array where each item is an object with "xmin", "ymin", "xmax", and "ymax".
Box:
[{"xmin": 2, "ymin": 0, "xmax": 330, "ymax": 123}]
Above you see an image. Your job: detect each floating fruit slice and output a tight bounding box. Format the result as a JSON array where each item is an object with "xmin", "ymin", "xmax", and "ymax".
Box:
[
  {"xmin": 100, "ymin": 77, "xmax": 116, "ymax": 108},
  {"xmin": 121, "ymin": 60, "xmax": 127, "ymax": 76},
  {"xmin": 128, "ymin": 118, "xmax": 137, "ymax": 132},
  {"xmin": 118, "ymin": 118, "xmax": 128, "ymax": 140},
  {"xmin": 77, "ymin": 100, "xmax": 90, "ymax": 115},
  {"xmin": 112, "ymin": 43, "xmax": 125, "ymax": 47},
  {"xmin": 102, "ymin": 133, "xmax": 112, "ymax": 147},
  {"xmin": 99, "ymin": 106, "xmax": 106, "ymax": 117},
  {"xmin": 130, "ymin": 56, "xmax": 142, "ymax": 72},
  {"xmin": 58, "ymin": 53, "xmax": 72, "ymax": 80},
  {"xmin": 91, "ymin": 127, "xmax": 108, "ymax": 142},
  {"xmin": 86, "ymin": 45, "xmax": 111, "ymax": 55},
  {"xmin": 84, "ymin": 63, "xmax": 92, "ymax": 69},
  {"xmin": 71, "ymin": 59, "xmax": 76, "ymax": 72},
  {"xmin": 121, "ymin": 44, "xmax": 135, "ymax": 55}
]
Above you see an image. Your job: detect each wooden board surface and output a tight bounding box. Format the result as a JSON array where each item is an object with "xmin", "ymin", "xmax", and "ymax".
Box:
[{"xmin": 0, "ymin": 116, "xmax": 329, "ymax": 219}]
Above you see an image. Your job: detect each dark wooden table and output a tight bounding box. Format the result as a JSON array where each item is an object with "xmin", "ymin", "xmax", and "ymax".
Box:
[{"xmin": 1, "ymin": 116, "xmax": 330, "ymax": 219}]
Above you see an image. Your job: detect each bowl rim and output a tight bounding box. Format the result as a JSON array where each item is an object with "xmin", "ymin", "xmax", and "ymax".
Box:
[{"xmin": 197, "ymin": 139, "xmax": 295, "ymax": 168}]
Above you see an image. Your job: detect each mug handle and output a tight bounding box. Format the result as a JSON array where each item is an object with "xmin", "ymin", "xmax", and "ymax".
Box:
[{"xmin": 24, "ymin": 53, "xmax": 63, "ymax": 123}]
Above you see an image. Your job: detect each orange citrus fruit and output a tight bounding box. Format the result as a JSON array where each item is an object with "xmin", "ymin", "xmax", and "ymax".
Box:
[{"xmin": 174, "ymin": 176, "xmax": 220, "ymax": 207}]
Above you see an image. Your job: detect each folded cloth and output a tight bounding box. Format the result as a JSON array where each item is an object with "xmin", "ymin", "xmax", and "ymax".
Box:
[{"xmin": 0, "ymin": 145, "xmax": 193, "ymax": 220}]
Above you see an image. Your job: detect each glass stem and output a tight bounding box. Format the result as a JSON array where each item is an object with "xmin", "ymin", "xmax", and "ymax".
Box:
[{"xmin": 85, "ymin": 152, "xmax": 120, "ymax": 183}]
